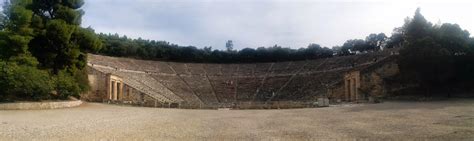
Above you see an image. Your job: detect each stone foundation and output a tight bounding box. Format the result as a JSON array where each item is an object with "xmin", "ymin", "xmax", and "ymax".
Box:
[{"xmin": 0, "ymin": 100, "xmax": 83, "ymax": 110}]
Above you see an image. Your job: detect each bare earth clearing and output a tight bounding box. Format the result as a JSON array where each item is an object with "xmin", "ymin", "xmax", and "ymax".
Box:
[{"xmin": 1, "ymin": 99, "xmax": 473, "ymax": 140}]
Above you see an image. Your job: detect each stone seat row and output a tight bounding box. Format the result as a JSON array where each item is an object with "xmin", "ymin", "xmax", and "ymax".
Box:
[{"xmin": 89, "ymin": 51, "xmax": 388, "ymax": 77}]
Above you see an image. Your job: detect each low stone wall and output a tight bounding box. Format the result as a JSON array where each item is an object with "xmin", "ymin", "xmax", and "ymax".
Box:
[{"xmin": 0, "ymin": 100, "xmax": 83, "ymax": 110}]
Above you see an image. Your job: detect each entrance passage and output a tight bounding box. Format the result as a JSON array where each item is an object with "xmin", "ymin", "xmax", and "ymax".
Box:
[
  {"xmin": 107, "ymin": 74, "xmax": 123, "ymax": 100},
  {"xmin": 344, "ymin": 71, "xmax": 361, "ymax": 102}
]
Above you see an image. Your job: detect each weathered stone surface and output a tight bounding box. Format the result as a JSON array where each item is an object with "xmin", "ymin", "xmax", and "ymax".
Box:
[
  {"xmin": 2, "ymin": 100, "xmax": 474, "ymax": 140},
  {"xmin": 0, "ymin": 100, "xmax": 82, "ymax": 110},
  {"xmin": 84, "ymin": 48, "xmax": 400, "ymax": 107},
  {"xmin": 317, "ymin": 98, "xmax": 330, "ymax": 107}
]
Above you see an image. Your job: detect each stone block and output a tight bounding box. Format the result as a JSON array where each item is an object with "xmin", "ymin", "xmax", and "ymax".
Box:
[{"xmin": 317, "ymin": 98, "xmax": 329, "ymax": 107}]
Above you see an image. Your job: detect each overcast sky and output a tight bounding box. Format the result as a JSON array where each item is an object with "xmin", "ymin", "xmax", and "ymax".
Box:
[{"xmin": 80, "ymin": 0, "xmax": 472, "ymax": 49}]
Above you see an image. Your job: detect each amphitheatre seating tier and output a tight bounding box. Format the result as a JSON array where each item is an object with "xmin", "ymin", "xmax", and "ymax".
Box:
[
  {"xmin": 254, "ymin": 76, "xmax": 291, "ymax": 101},
  {"xmin": 285, "ymin": 61, "xmax": 307, "ymax": 74},
  {"xmin": 89, "ymin": 54, "xmax": 175, "ymax": 74},
  {"xmin": 253, "ymin": 63, "xmax": 273, "ymax": 76},
  {"xmin": 115, "ymin": 57, "xmax": 144, "ymax": 71},
  {"xmin": 186, "ymin": 64, "xmax": 206, "ymax": 75},
  {"xmin": 88, "ymin": 50, "xmax": 396, "ymax": 104},
  {"xmin": 90, "ymin": 66, "xmax": 175, "ymax": 103},
  {"xmin": 271, "ymin": 62, "xmax": 291, "ymax": 74},
  {"xmin": 89, "ymin": 52, "xmax": 390, "ymax": 77},
  {"xmin": 235, "ymin": 77, "xmax": 262, "ymax": 101},
  {"xmin": 88, "ymin": 54, "xmax": 127, "ymax": 69},
  {"xmin": 314, "ymin": 56, "xmax": 352, "ymax": 71},
  {"xmin": 140, "ymin": 60, "xmax": 174, "ymax": 74},
  {"xmin": 114, "ymin": 71, "xmax": 183, "ymax": 103},
  {"xmin": 203, "ymin": 64, "xmax": 221, "ymax": 75},
  {"xmin": 302, "ymin": 59, "xmax": 326, "ymax": 72},
  {"xmin": 208, "ymin": 76, "xmax": 237, "ymax": 103},
  {"xmin": 180, "ymin": 75, "xmax": 219, "ymax": 104},
  {"xmin": 168, "ymin": 62, "xmax": 189, "ymax": 74},
  {"xmin": 221, "ymin": 64, "xmax": 239, "ymax": 76},
  {"xmin": 151, "ymin": 74, "xmax": 202, "ymax": 104},
  {"xmin": 279, "ymin": 71, "xmax": 345, "ymax": 101},
  {"xmin": 273, "ymin": 74, "xmax": 309, "ymax": 101},
  {"xmin": 236, "ymin": 64, "xmax": 255, "ymax": 76}
]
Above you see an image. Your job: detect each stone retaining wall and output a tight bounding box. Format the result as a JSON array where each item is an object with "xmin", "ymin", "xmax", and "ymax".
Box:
[{"xmin": 0, "ymin": 100, "xmax": 83, "ymax": 110}]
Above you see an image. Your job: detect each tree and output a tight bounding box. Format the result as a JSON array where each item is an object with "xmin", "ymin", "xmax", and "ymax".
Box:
[
  {"xmin": 97, "ymin": 33, "xmax": 335, "ymax": 63},
  {"xmin": 398, "ymin": 8, "xmax": 437, "ymax": 94},
  {"xmin": 386, "ymin": 27, "xmax": 404, "ymax": 48},
  {"xmin": 0, "ymin": 4, "xmax": 5, "ymax": 30},
  {"xmin": 397, "ymin": 8, "xmax": 474, "ymax": 96},
  {"xmin": 0, "ymin": 0, "xmax": 38, "ymax": 66},
  {"xmin": 366, "ymin": 33, "xmax": 387, "ymax": 50},
  {"xmin": 340, "ymin": 39, "xmax": 367, "ymax": 55},
  {"xmin": 305, "ymin": 44, "xmax": 332, "ymax": 59},
  {"xmin": 25, "ymin": 0, "xmax": 102, "ymax": 97},
  {"xmin": 404, "ymin": 8, "xmax": 432, "ymax": 43},
  {"xmin": 238, "ymin": 48, "xmax": 256, "ymax": 62},
  {"xmin": 0, "ymin": 61, "xmax": 54, "ymax": 101},
  {"xmin": 28, "ymin": 0, "xmax": 102, "ymax": 74},
  {"xmin": 0, "ymin": 0, "xmax": 101, "ymax": 101},
  {"xmin": 226, "ymin": 40, "xmax": 234, "ymax": 52}
]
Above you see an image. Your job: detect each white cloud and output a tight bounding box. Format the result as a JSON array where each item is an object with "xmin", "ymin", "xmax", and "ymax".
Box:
[{"xmin": 82, "ymin": 0, "xmax": 474, "ymax": 49}]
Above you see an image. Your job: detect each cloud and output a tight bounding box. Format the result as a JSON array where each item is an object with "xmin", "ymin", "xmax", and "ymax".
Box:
[{"xmin": 82, "ymin": 0, "xmax": 474, "ymax": 50}]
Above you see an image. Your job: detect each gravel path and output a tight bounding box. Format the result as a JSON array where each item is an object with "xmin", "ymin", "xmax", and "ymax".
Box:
[{"xmin": 1, "ymin": 99, "xmax": 473, "ymax": 140}]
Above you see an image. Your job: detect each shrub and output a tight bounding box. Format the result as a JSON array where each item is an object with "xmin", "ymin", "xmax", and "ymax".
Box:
[
  {"xmin": 0, "ymin": 61, "xmax": 54, "ymax": 101},
  {"xmin": 54, "ymin": 71, "xmax": 81, "ymax": 100},
  {"xmin": 74, "ymin": 68, "xmax": 91, "ymax": 93}
]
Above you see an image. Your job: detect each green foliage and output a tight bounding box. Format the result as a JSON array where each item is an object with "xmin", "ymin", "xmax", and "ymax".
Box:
[
  {"xmin": 0, "ymin": 61, "xmax": 54, "ymax": 101},
  {"xmin": 54, "ymin": 71, "xmax": 81, "ymax": 100},
  {"xmin": 72, "ymin": 67, "xmax": 90, "ymax": 93},
  {"xmin": 337, "ymin": 33, "xmax": 387, "ymax": 55},
  {"xmin": 404, "ymin": 8, "xmax": 432, "ymax": 42},
  {"xmin": 340, "ymin": 39, "xmax": 366, "ymax": 55},
  {"xmin": 0, "ymin": 0, "xmax": 101, "ymax": 101},
  {"xmin": 52, "ymin": 68, "xmax": 90, "ymax": 100},
  {"xmin": 386, "ymin": 27, "xmax": 404, "ymax": 48},
  {"xmin": 397, "ymin": 8, "xmax": 474, "ymax": 95},
  {"xmin": 31, "ymin": 19, "xmax": 78, "ymax": 72},
  {"xmin": 8, "ymin": 53, "xmax": 39, "ymax": 66},
  {"xmin": 73, "ymin": 27, "xmax": 103, "ymax": 53},
  {"xmin": 0, "ymin": 9, "xmax": 5, "ymax": 30},
  {"xmin": 366, "ymin": 33, "xmax": 387, "ymax": 50},
  {"xmin": 98, "ymin": 33, "xmax": 334, "ymax": 63},
  {"xmin": 27, "ymin": 0, "xmax": 101, "ymax": 73},
  {"xmin": 1, "ymin": 0, "xmax": 472, "ymax": 101},
  {"xmin": 0, "ymin": 0, "xmax": 38, "ymax": 66},
  {"xmin": 2, "ymin": 0, "xmax": 34, "ymax": 35},
  {"xmin": 469, "ymin": 38, "xmax": 474, "ymax": 53}
]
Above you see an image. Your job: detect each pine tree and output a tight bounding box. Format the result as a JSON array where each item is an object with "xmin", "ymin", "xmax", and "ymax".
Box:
[
  {"xmin": 28, "ymin": 0, "xmax": 102, "ymax": 74},
  {"xmin": 0, "ymin": 0, "xmax": 38, "ymax": 66}
]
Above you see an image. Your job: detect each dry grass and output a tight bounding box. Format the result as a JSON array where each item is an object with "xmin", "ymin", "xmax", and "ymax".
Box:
[{"xmin": 1, "ymin": 99, "xmax": 473, "ymax": 140}]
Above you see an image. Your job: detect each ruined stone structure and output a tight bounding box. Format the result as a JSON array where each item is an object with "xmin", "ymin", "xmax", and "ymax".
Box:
[
  {"xmin": 344, "ymin": 71, "xmax": 361, "ymax": 102},
  {"xmin": 84, "ymin": 64, "xmax": 157, "ymax": 106},
  {"xmin": 329, "ymin": 55, "xmax": 400, "ymax": 103},
  {"xmin": 84, "ymin": 48, "xmax": 400, "ymax": 108},
  {"xmin": 107, "ymin": 74, "xmax": 123, "ymax": 100}
]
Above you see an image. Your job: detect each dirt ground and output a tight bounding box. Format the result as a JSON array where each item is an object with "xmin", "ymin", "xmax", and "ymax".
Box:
[{"xmin": 1, "ymin": 99, "xmax": 473, "ymax": 140}]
